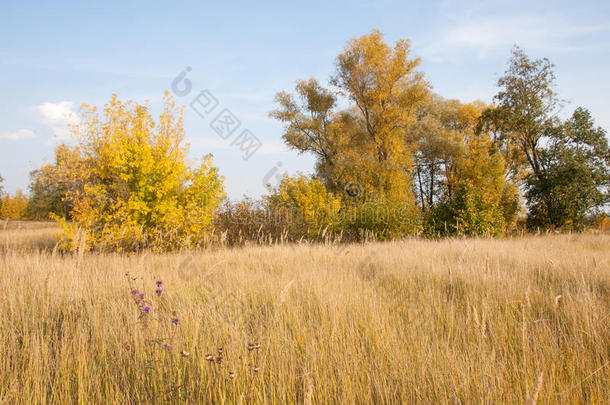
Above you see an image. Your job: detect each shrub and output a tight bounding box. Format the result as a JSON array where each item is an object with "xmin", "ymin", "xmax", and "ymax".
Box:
[
  {"xmin": 429, "ymin": 183, "xmax": 506, "ymax": 237},
  {"xmin": 341, "ymin": 196, "xmax": 422, "ymax": 241},
  {"xmin": 55, "ymin": 92, "xmax": 225, "ymax": 252},
  {"xmin": 214, "ymin": 198, "xmax": 280, "ymax": 246},
  {"xmin": 265, "ymin": 174, "xmax": 342, "ymax": 240}
]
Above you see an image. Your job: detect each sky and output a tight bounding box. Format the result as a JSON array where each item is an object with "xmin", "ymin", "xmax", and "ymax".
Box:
[{"xmin": 1, "ymin": 0, "xmax": 609, "ymax": 199}]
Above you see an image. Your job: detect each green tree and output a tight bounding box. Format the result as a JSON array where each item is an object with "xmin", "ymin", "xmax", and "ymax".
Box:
[
  {"xmin": 483, "ymin": 46, "xmax": 558, "ymax": 180},
  {"xmin": 526, "ymin": 108, "xmax": 609, "ymax": 230},
  {"xmin": 25, "ymin": 145, "xmax": 76, "ymax": 220},
  {"xmin": 485, "ymin": 46, "xmax": 608, "ymax": 230}
]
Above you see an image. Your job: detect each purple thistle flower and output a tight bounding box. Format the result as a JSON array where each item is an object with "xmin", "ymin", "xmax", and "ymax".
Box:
[
  {"xmin": 130, "ymin": 289, "xmax": 139, "ymax": 296},
  {"xmin": 137, "ymin": 293, "xmax": 145, "ymax": 301},
  {"xmin": 155, "ymin": 288, "xmax": 163, "ymax": 296},
  {"xmin": 156, "ymin": 280, "xmax": 163, "ymax": 287},
  {"xmin": 163, "ymin": 343, "xmax": 172, "ymax": 351},
  {"xmin": 172, "ymin": 317, "xmax": 180, "ymax": 325},
  {"xmin": 141, "ymin": 306, "xmax": 151, "ymax": 313}
]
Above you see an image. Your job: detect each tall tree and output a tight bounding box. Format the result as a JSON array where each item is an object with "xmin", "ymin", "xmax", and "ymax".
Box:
[
  {"xmin": 269, "ymin": 79, "xmax": 356, "ymax": 189},
  {"xmin": 331, "ymin": 30, "xmax": 429, "ymax": 165},
  {"xmin": 272, "ymin": 30, "xmax": 429, "ymax": 200},
  {"xmin": 482, "ymin": 46, "xmax": 558, "ymax": 180},
  {"xmin": 412, "ymin": 97, "xmax": 520, "ymax": 235},
  {"xmin": 485, "ymin": 46, "xmax": 608, "ymax": 230},
  {"xmin": 271, "ymin": 31, "xmax": 429, "ymax": 238},
  {"xmin": 526, "ymin": 107, "xmax": 609, "ymax": 229}
]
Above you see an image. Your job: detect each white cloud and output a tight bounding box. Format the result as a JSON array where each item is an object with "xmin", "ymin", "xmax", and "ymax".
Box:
[
  {"xmin": 36, "ymin": 101, "xmax": 79, "ymax": 141},
  {"xmin": 423, "ymin": 14, "xmax": 610, "ymax": 61},
  {"xmin": 0, "ymin": 128, "xmax": 35, "ymax": 141}
]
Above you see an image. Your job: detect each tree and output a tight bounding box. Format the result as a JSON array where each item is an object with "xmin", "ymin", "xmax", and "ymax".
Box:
[
  {"xmin": 430, "ymin": 133, "xmax": 517, "ymax": 236},
  {"xmin": 270, "ymin": 79, "xmax": 337, "ymax": 162},
  {"xmin": 0, "ymin": 190, "xmax": 28, "ymax": 219},
  {"xmin": 269, "ymin": 78, "xmax": 351, "ymax": 190},
  {"xmin": 411, "ymin": 97, "xmax": 520, "ymax": 236},
  {"xmin": 25, "ymin": 145, "xmax": 76, "ymax": 220},
  {"xmin": 526, "ymin": 108, "xmax": 609, "ymax": 229},
  {"xmin": 330, "ymin": 30, "xmax": 429, "ymax": 202},
  {"xmin": 54, "ymin": 92, "xmax": 225, "ymax": 252},
  {"xmin": 331, "ymin": 30, "xmax": 429, "ymax": 165},
  {"xmin": 483, "ymin": 46, "xmax": 559, "ymax": 180},
  {"xmin": 485, "ymin": 46, "xmax": 608, "ymax": 230},
  {"xmin": 271, "ymin": 31, "xmax": 428, "ymax": 238},
  {"xmin": 411, "ymin": 96, "xmax": 470, "ymax": 213}
]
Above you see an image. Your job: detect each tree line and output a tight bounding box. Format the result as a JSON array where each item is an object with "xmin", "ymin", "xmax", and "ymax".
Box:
[{"xmin": 1, "ymin": 31, "xmax": 608, "ymax": 250}]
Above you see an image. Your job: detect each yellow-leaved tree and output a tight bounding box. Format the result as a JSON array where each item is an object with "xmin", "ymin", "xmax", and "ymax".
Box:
[
  {"xmin": 0, "ymin": 189, "xmax": 28, "ymax": 219},
  {"xmin": 271, "ymin": 31, "xmax": 429, "ymax": 239},
  {"xmin": 266, "ymin": 174, "xmax": 342, "ymax": 240},
  {"xmin": 55, "ymin": 92, "xmax": 225, "ymax": 252},
  {"xmin": 412, "ymin": 98, "xmax": 521, "ymax": 236}
]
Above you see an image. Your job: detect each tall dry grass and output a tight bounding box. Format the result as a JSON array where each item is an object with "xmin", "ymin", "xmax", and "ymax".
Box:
[
  {"xmin": 0, "ymin": 225, "xmax": 608, "ymax": 403},
  {"xmin": 0, "ymin": 227, "xmax": 58, "ymax": 252}
]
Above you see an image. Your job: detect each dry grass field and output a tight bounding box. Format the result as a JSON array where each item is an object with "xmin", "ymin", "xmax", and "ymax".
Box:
[{"xmin": 0, "ymin": 224, "xmax": 609, "ymax": 404}]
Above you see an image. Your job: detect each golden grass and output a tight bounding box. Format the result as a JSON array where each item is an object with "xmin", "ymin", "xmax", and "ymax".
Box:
[
  {"xmin": 1, "ymin": 228, "xmax": 58, "ymax": 252},
  {"xmin": 0, "ymin": 226, "xmax": 609, "ymax": 403}
]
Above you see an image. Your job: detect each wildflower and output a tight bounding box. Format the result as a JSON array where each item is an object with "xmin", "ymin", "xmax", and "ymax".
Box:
[
  {"xmin": 156, "ymin": 280, "xmax": 163, "ymax": 287},
  {"xmin": 155, "ymin": 288, "xmax": 163, "ymax": 296},
  {"xmin": 130, "ymin": 289, "xmax": 139, "ymax": 296},
  {"xmin": 163, "ymin": 343, "xmax": 172, "ymax": 351},
  {"xmin": 172, "ymin": 317, "xmax": 180, "ymax": 325},
  {"xmin": 137, "ymin": 293, "xmax": 145, "ymax": 301},
  {"xmin": 141, "ymin": 306, "xmax": 151, "ymax": 313}
]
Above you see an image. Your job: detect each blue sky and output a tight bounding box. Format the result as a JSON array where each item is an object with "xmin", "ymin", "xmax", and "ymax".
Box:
[{"xmin": 1, "ymin": 0, "xmax": 609, "ymax": 199}]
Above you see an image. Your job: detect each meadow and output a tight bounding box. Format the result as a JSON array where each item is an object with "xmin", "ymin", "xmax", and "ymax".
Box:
[{"xmin": 1, "ymin": 223, "xmax": 609, "ymax": 404}]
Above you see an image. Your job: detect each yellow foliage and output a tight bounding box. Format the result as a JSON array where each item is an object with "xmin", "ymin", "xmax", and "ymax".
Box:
[
  {"xmin": 333, "ymin": 30, "xmax": 428, "ymax": 166},
  {"xmin": 55, "ymin": 92, "xmax": 225, "ymax": 252},
  {"xmin": 594, "ymin": 214, "xmax": 610, "ymax": 232},
  {"xmin": 0, "ymin": 190, "xmax": 28, "ymax": 219},
  {"xmin": 266, "ymin": 175, "xmax": 342, "ymax": 239}
]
